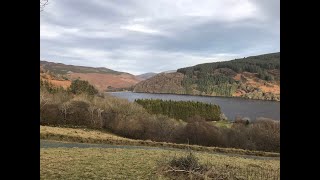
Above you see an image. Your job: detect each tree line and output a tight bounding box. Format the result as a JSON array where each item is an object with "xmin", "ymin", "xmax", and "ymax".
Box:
[
  {"xmin": 40, "ymin": 79, "xmax": 98, "ymax": 96},
  {"xmin": 178, "ymin": 52, "xmax": 279, "ymax": 81},
  {"xmin": 134, "ymin": 99, "xmax": 222, "ymax": 121}
]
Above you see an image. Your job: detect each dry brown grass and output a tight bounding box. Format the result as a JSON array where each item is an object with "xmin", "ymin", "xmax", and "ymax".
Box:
[
  {"xmin": 40, "ymin": 126, "xmax": 279, "ymax": 157},
  {"xmin": 40, "ymin": 147, "xmax": 279, "ymax": 180},
  {"xmin": 160, "ymin": 151, "xmax": 279, "ymax": 180}
]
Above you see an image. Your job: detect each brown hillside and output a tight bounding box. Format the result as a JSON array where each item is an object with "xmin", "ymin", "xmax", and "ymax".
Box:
[
  {"xmin": 40, "ymin": 61, "xmax": 141, "ymax": 91},
  {"xmin": 68, "ymin": 73, "xmax": 140, "ymax": 91},
  {"xmin": 134, "ymin": 72, "xmax": 186, "ymax": 94},
  {"xmin": 40, "ymin": 65, "xmax": 71, "ymax": 89},
  {"xmin": 232, "ymin": 72, "xmax": 280, "ymax": 97}
]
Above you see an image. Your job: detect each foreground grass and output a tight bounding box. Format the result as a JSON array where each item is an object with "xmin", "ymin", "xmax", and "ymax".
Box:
[
  {"xmin": 40, "ymin": 147, "xmax": 279, "ymax": 180},
  {"xmin": 40, "ymin": 125, "xmax": 279, "ymax": 157}
]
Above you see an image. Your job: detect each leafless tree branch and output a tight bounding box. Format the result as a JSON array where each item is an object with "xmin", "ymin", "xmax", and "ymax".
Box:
[{"xmin": 40, "ymin": 0, "xmax": 49, "ymax": 12}]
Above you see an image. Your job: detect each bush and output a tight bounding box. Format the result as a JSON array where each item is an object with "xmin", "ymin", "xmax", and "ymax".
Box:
[
  {"xmin": 69, "ymin": 79, "xmax": 98, "ymax": 95},
  {"xmin": 146, "ymin": 114, "xmax": 183, "ymax": 142},
  {"xmin": 67, "ymin": 100, "xmax": 91, "ymax": 126},
  {"xmin": 250, "ymin": 120, "xmax": 280, "ymax": 152},
  {"xmin": 169, "ymin": 152, "xmax": 203, "ymax": 171},
  {"xmin": 225, "ymin": 119, "xmax": 280, "ymax": 152},
  {"xmin": 40, "ymin": 103, "xmax": 62, "ymax": 125},
  {"xmin": 163, "ymin": 151, "xmax": 211, "ymax": 179},
  {"xmin": 184, "ymin": 116, "xmax": 223, "ymax": 147}
]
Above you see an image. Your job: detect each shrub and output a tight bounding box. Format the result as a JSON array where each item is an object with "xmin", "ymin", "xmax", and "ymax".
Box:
[
  {"xmin": 250, "ymin": 120, "xmax": 280, "ymax": 152},
  {"xmin": 40, "ymin": 103, "xmax": 62, "ymax": 125},
  {"xmin": 68, "ymin": 100, "xmax": 91, "ymax": 126},
  {"xmin": 161, "ymin": 151, "xmax": 218, "ymax": 180},
  {"xmin": 147, "ymin": 114, "xmax": 182, "ymax": 142},
  {"xmin": 184, "ymin": 116, "xmax": 223, "ymax": 146},
  {"xmin": 169, "ymin": 152, "xmax": 203, "ymax": 171},
  {"xmin": 69, "ymin": 79, "xmax": 98, "ymax": 96}
]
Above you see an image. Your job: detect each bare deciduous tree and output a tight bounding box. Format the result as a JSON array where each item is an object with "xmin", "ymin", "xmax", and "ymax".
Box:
[
  {"xmin": 97, "ymin": 108, "xmax": 104, "ymax": 119},
  {"xmin": 59, "ymin": 101, "xmax": 71, "ymax": 123},
  {"xmin": 40, "ymin": 0, "xmax": 49, "ymax": 12},
  {"xmin": 40, "ymin": 91, "xmax": 51, "ymax": 109},
  {"xmin": 88, "ymin": 105, "xmax": 96, "ymax": 124}
]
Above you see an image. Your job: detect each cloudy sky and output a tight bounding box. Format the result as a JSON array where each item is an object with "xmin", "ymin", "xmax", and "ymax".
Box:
[{"xmin": 40, "ymin": 0, "xmax": 279, "ymax": 75}]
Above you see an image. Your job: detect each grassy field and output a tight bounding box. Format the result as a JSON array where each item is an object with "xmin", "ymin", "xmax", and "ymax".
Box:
[
  {"xmin": 40, "ymin": 125, "xmax": 279, "ymax": 157},
  {"xmin": 210, "ymin": 120, "xmax": 233, "ymax": 128},
  {"xmin": 40, "ymin": 147, "xmax": 279, "ymax": 180}
]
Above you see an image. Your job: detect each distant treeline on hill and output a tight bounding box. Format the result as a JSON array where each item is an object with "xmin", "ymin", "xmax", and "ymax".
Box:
[
  {"xmin": 134, "ymin": 99, "xmax": 222, "ymax": 121},
  {"xmin": 178, "ymin": 52, "xmax": 280, "ymax": 82},
  {"xmin": 40, "ymin": 78, "xmax": 98, "ymax": 95},
  {"xmin": 177, "ymin": 53, "xmax": 280, "ymax": 97}
]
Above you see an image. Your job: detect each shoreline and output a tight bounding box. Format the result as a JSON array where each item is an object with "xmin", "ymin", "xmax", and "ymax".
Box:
[{"xmin": 107, "ymin": 91, "xmax": 280, "ymax": 102}]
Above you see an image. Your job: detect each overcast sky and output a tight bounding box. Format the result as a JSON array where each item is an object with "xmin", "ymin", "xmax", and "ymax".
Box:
[{"xmin": 40, "ymin": 0, "xmax": 279, "ymax": 75}]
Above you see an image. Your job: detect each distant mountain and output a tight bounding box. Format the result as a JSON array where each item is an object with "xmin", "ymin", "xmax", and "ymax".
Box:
[
  {"xmin": 161, "ymin": 70, "xmax": 176, "ymax": 73},
  {"xmin": 40, "ymin": 61, "xmax": 141, "ymax": 91},
  {"xmin": 136, "ymin": 72, "xmax": 157, "ymax": 80},
  {"xmin": 40, "ymin": 60, "xmax": 124, "ymax": 75},
  {"xmin": 134, "ymin": 52, "xmax": 280, "ymax": 101}
]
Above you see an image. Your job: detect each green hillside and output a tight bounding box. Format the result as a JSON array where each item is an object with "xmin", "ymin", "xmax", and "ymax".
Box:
[{"xmin": 134, "ymin": 52, "xmax": 280, "ymax": 101}]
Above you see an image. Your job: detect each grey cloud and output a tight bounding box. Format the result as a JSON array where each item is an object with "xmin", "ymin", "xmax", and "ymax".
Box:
[{"xmin": 41, "ymin": 0, "xmax": 280, "ymax": 75}]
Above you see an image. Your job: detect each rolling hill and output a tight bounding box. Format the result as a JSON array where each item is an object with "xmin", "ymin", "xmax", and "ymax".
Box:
[
  {"xmin": 133, "ymin": 52, "xmax": 280, "ymax": 101},
  {"xmin": 136, "ymin": 72, "xmax": 157, "ymax": 80},
  {"xmin": 40, "ymin": 61, "xmax": 141, "ymax": 91}
]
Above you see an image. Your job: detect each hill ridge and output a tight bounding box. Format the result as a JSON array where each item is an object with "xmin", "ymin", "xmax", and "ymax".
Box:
[{"xmin": 134, "ymin": 52, "xmax": 280, "ymax": 101}]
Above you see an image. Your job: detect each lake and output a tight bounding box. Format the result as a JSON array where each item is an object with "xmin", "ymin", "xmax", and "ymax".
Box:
[{"xmin": 107, "ymin": 92, "xmax": 280, "ymax": 121}]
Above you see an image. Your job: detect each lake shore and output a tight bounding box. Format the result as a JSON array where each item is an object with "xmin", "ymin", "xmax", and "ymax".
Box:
[
  {"xmin": 107, "ymin": 91, "xmax": 280, "ymax": 121},
  {"xmin": 107, "ymin": 91, "xmax": 280, "ymax": 102}
]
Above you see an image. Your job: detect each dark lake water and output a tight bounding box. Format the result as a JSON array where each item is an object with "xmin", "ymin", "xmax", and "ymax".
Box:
[{"xmin": 107, "ymin": 92, "xmax": 280, "ymax": 121}]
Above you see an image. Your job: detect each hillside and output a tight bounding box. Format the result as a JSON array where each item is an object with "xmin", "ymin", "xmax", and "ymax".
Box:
[
  {"xmin": 40, "ymin": 61, "xmax": 123, "ymax": 75},
  {"xmin": 40, "ymin": 61, "xmax": 141, "ymax": 91},
  {"xmin": 161, "ymin": 70, "xmax": 177, "ymax": 73},
  {"xmin": 40, "ymin": 65, "xmax": 71, "ymax": 89},
  {"xmin": 136, "ymin": 72, "xmax": 157, "ymax": 80},
  {"xmin": 134, "ymin": 72, "xmax": 186, "ymax": 94},
  {"xmin": 134, "ymin": 52, "xmax": 280, "ymax": 101}
]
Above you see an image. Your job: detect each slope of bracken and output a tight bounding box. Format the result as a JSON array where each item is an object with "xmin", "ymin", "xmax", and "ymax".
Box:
[
  {"xmin": 40, "ymin": 66, "xmax": 71, "ymax": 89},
  {"xmin": 68, "ymin": 73, "xmax": 140, "ymax": 91},
  {"xmin": 40, "ymin": 61, "xmax": 141, "ymax": 91}
]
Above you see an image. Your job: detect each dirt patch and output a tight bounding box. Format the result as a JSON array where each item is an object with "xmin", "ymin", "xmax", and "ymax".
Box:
[
  {"xmin": 49, "ymin": 80, "xmax": 71, "ymax": 89},
  {"xmin": 233, "ymin": 74, "xmax": 242, "ymax": 81}
]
